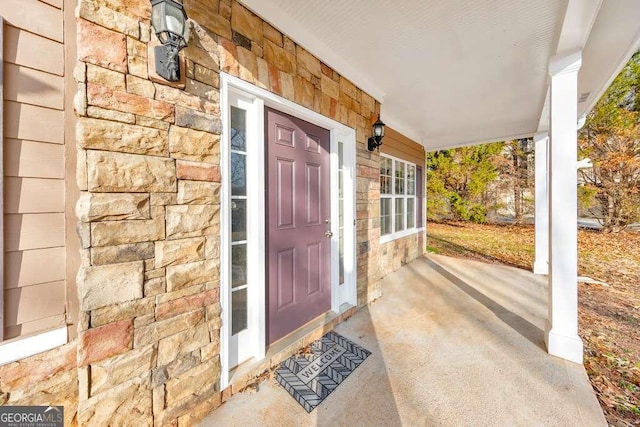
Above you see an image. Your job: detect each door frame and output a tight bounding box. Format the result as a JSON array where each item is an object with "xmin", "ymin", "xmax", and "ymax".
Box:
[{"xmin": 220, "ymin": 73, "xmax": 357, "ymax": 389}]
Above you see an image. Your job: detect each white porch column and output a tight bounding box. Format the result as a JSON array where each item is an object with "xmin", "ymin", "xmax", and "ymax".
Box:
[
  {"xmin": 533, "ymin": 132, "xmax": 549, "ymax": 275},
  {"xmin": 545, "ymin": 50, "xmax": 584, "ymax": 364}
]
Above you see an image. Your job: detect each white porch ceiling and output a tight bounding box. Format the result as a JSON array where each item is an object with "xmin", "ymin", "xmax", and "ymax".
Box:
[{"xmin": 239, "ymin": 0, "xmax": 640, "ymax": 151}]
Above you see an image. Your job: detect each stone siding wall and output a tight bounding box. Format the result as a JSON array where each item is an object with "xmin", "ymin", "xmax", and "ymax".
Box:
[
  {"xmin": 380, "ymin": 232, "xmax": 425, "ymax": 278},
  {"xmin": 69, "ymin": 0, "xmax": 382, "ymax": 424},
  {"xmin": 0, "ymin": 343, "xmax": 78, "ymax": 426}
]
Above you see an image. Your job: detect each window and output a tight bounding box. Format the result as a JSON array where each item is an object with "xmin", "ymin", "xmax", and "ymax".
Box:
[
  {"xmin": 380, "ymin": 155, "xmax": 419, "ymax": 240},
  {"xmin": 230, "ymin": 106, "xmax": 248, "ymax": 336}
]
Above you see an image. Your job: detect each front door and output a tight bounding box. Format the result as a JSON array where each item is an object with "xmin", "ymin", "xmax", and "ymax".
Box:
[{"xmin": 266, "ymin": 107, "xmax": 331, "ymax": 344}]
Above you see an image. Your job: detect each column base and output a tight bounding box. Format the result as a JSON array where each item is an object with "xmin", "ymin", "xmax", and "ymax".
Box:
[
  {"xmin": 545, "ymin": 328, "xmax": 584, "ymax": 364},
  {"xmin": 533, "ymin": 260, "xmax": 548, "ymax": 275}
]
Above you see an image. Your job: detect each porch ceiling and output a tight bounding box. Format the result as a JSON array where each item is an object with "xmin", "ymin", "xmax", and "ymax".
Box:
[{"xmin": 239, "ymin": 0, "xmax": 640, "ymax": 150}]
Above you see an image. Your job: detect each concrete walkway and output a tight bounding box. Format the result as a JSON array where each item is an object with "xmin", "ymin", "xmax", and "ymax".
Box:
[{"xmin": 200, "ymin": 255, "xmax": 606, "ymax": 426}]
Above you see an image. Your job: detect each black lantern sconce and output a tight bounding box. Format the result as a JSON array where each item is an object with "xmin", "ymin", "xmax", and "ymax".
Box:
[
  {"xmin": 150, "ymin": 0, "xmax": 190, "ymax": 82},
  {"xmin": 367, "ymin": 114, "xmax": 386, "ymax": 151}
]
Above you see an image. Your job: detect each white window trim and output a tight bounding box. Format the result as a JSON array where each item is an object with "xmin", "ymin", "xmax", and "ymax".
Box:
[
  {"xmin": 0, "ymin": 327, "xmax": 67, "ymax": 366},
  {"xmin": 220, "ymin": 73, "xmax": 357, "ymax": 390},
  {"xmin": 380, "ymin": 154, "xmax": 421, "ymax": 244}
]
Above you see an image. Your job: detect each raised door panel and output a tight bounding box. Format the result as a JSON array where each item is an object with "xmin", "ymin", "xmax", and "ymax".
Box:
[{"xmin": 266, "ymin": 108, "xmax": 331, "ymax": 344}]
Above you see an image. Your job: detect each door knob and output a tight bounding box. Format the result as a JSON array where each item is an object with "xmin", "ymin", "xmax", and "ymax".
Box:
[{"xmin": 325, "ymin": 230, "xmax": 333, "ymax": 238}]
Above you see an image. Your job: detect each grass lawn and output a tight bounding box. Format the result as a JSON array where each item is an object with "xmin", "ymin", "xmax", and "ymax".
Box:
[{"xmin": 427, "ymin": 221, "xmax": 640, "ymax": 426}]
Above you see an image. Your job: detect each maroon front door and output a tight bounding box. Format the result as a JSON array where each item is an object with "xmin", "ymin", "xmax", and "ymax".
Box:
[{"xmin": 266, "ymin": 107, "xmax": 331, "ymax": 344}]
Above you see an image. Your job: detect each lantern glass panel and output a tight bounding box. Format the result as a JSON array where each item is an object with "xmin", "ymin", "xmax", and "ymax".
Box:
[
  {"xmin": 151, "ymin": 0, "xmax": 189, "ymax": 43},
  {"xmin": 164, "ymin": 2, "xmax": 185, "ymax": 35},
  {"xmin": 151, "ymin": 3, "xmax": 167, "ymax": 41}
]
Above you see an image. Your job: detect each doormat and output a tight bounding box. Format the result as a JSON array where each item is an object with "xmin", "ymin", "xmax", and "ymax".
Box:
[{"xmin": 275, "ymin": 331, "xmax": 371, "ymax": 412}]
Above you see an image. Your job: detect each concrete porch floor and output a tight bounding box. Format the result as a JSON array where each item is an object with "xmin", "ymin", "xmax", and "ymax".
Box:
[{"xmin": 200, "ymin": 255, "xmax": 606, "ymax": 426}]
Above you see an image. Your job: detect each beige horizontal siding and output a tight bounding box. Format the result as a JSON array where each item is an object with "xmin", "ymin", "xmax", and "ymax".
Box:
[
  {"xmin": 4, "ymin": 213, "xmax": 65, "ymax": 252},
  {"xmin": 4, "ymin": 101, "xmax": 64, "ymax": 144},
  {"xmin": 4, "ymin": 62, "xmax": 64, "ymax": 109},
  {"xmin": 4, "ymin": 25, "xmax": 64, "ymax": 76},
  {"xmin": 381, "ymin": 127, "xmax": 426, "ymax": 166},
  {"xmin": 4, "ymin": 314, "xmax": 65, "ymax": 340},
  {"xmin": 1, "ymin": 15, "xmax": 4, "ymax": 340},
  {"xmin": 39, "ymin": 0, "xmax": 63, "ymax": 10},
  {"xmin": 4, "ymin": 177, "xmax": 65, "ymax": 213},
  {"xmin": 2, "ymin": 0, "xmax": 69, "ymax": 341},
  {"xmin": 5, "ymin": 247, "xmax": 65, "ymax": 289},
  {"xmin": 4, "ymin": 139, "xmax": 65, "ymax": 179},
  {"xmin": 4, "ymin": 280, "xmax": 65, "ymax": 328},
  {"xmin": 0, "ymin": 0, "xmax": 63, "ymax": 42}
]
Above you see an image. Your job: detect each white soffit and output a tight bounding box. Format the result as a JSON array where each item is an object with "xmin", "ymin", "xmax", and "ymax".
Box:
[
  {"xmin": 578, "ymin": 0, "xmax": 640, "ymax": 118},
  {"xmin": 239, "ymin": 0, "xmax": 640, "ymax": 150}
]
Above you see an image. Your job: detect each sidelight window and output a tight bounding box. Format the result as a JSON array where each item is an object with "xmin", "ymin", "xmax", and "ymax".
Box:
[{"xmin": 230, "ymin": 106, "xmax": 248, "ymax": 336}]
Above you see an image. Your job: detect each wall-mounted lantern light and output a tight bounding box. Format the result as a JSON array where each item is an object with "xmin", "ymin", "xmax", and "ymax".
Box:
[
  {"xmin": 150, "ymin": 0, "xmax": 190, "ymax": 82},
  {"xmin": 367, "ymin": 114, "xmax": 386, "ymax": 151}
]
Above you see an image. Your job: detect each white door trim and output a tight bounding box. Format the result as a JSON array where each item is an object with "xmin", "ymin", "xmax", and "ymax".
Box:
[
  {"xmin": 330, "ymin": 129, "xmax": 357, "ymax": 311},
  {"xmin": 220, "ymin": 73, "xmax": 357, "ymax": 389}
]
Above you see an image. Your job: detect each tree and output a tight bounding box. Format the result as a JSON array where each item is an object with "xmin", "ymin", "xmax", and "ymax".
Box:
[
  {"xmin": 427, "ymin": 142, "xmax": 504, "ymax": 223},
  {"xmin": 579, "ymin": 51, "xmax": 640, "ymax": 232},
  {"xmin": 493, "ymin": 139, "xmax": 534, "ymax": 224}
]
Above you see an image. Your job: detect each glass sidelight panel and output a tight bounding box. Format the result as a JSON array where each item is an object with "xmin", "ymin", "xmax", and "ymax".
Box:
[
  {"xmin": 338, "ymin": 142, "xmax": 345, "ymax": 285},
  {"xmin": 230, "ymin": 106, "xmax": 247, "ymax": 151},
  {"xmin": 231, "ymin": 288, "xmax": 248, "ymax": 335},
  {"xmin": 231, "ymin": 244, "xmax": 248, "ymax": 288},
  {"xmin": 230, "ymin": 105, "xmax": 248, "ymax": 337},
  {"xmin": 231, "ymin": 199, "xmax": 247, "ymax": 241},
  {"xmin": 231, "ymin": 153, "xmax": 247, "ymax": 196}
]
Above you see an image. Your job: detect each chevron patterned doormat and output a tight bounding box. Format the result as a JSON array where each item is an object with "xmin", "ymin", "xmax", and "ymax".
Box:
[{"xmin": 275, "ymin": 331, "xmax": 371, "ymax": 412}]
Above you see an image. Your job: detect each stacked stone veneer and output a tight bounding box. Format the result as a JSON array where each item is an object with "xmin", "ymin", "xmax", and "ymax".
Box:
[
  {"xmin": 63, "ymin": 0, "xmax": 384, "ymax": 424},
  {"xmin": 380, "ymin": 232, "xmax": 425, "ymax": 278},
  {"xmin": 0, "ymin": 344, "xmax": 78, "ymax": 426}
]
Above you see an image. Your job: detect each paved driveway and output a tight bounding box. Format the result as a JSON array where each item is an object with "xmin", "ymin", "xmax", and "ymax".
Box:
[{"xmin": 201, "ymin": 255, "xmax": 606, "ymax": 426}]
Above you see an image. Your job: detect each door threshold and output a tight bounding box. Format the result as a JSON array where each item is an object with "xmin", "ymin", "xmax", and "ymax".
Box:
[{"xmin": 226, "ymin": 303, "xmax": 356, "ymax": 394}]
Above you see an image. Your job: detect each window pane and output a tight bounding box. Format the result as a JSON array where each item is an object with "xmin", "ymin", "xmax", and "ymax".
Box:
[
  {"xmin": 231, "ymin": 244, "xmax": 247, "ymax": 288},
  {"xmin": 381, "ymin": 176, "xmax": 391, "ymax": 194},
  {"xmin": 231, "ymin": 199, "xmax": 246, "ymax": 241},
  {"xmin": 380, "ymin": 157, "xmax": 392, "ymax": 195},
  {"xmin": 380, "ymin": 157, "xmax": 392, "ymax": 175},
  {"xmin": 407, "ymin": 198, "xmax": 415, "ymax": 229},
  {"xmin": 231, "ymin": 152, "xmax": 246, "ymax": 196},
  {"xmin": 339, "ymin": 231, "xmax": 344, "ymax": 285},
  {"xmin": 230, "ymin": 106, "xmax": 247, "ymax": 151},
  {"xmin": 395, "ymin": 198, "xmax": 405, "ymax": 231},
  {"xmin": 381, "ymin": 198, "xmax": 392, "ymax": 236},
  {"xmin": 231, "ymin": 288, "xmax": 247, "ymax": 335},
  {"xmin": 407, "ymin": 165, "xmax": 416, "ymax": 196},
  {"xmin": 395, "ymin": 162, "xmax": 405, "ymax": 194}
]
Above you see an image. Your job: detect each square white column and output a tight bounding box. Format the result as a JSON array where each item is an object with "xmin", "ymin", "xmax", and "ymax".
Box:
[
  {"xmin": 533, "ymin": 132, "xmax": 549, "ymax": 275},
  {"xmin": 545, "ymin": 50, "xmax": 584, "ymax": 364}
]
